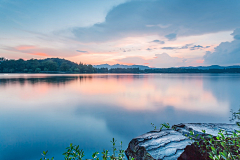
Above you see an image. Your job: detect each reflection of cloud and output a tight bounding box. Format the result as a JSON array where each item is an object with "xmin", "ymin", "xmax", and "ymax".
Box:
[
  {"xmin": 0, "ymin": 74, "xmax": 235, "ymax": 160},
  {"xmin": 0, "ymin": 74, "xmax": 232, "ymax": 118},
  {"xmin": 204, "ymin": 28, "xmax": 240, "ymax": 65},
  {"xmin": 71, "ymin": 75, "xmax": 228, "ymax": 115}
]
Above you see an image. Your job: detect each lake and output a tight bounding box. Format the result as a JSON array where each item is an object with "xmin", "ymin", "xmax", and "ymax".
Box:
[{"xmin": 0, "ymin": 73, "xmax": 240, "ymax": 160}]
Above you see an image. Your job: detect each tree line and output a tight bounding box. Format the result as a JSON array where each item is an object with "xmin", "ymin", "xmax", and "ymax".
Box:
[
  {"xmin": 144, "ymin": 68, "xmax": 240, "ymax": 73},
  {"xmin": 0, "ymin": 58, "xmax": 96, "ymax": 73},
  {"xmin": 96, "ymin": 67, "xmax": 240, "ymax": 73},
  {"xmin": 1, "ymin": 57, "xmax": 240, "ymax": 73}
]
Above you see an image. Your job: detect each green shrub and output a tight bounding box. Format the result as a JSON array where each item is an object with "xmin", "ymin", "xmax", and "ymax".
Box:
[
  {"xmin": 40, "ymin": 138, "xmax": 134, "ymax": 160},
  {"xmin": 187, "ymin": 128, "xmax": 240, "ymax": 160}
]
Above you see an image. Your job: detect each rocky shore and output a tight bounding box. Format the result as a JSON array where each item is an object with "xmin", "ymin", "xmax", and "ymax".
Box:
[{"xmin": 125, "ymin": 123, "xmax": 238, "ymax": 160}]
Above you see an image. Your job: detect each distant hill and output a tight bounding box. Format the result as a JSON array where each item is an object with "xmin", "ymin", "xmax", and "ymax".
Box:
[
  {"xmin": 178, "ymin": 65, "xmax": 240, "ymax": 70},
  {"xmin": 94, "ymin": 64, "xmax": 150, "ymax": 70},
  {"xmin": 94, "ymin": 64, "xmax": 240, "ymax": 70}
]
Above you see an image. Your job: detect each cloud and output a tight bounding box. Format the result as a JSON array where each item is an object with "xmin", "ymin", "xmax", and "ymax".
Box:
[
  {"xmin": 161, "ymin": 47, "xmax": 178, "ymax": 50},
  {"xmin": 118, "ymin": 53, "xmax": 186, "ymax": 68},
  {"xmin": 29, "ymin": 52, "xmax": 49, "ymax": 57},
  {"xmin": 150, "ymin": 39, "xmax": 165, "ymax": 44},
  {"xmin": 189, "ymin": 45, "xmax": 210, "ymax": 50},
  {"xmin": 16, "ymin": 45, "xmax": 36, "ymax": 50},
  {"xmin": 165, "ymin": 33, "xmax": 177, "ymax": 41},
  {"xmin": 72, "ymin": 0, "xmax": 240, "ymax": 43},
  {"xmin": 204, "ymin": 28, "xmax": 240, "ymax": 65},
  {"xmin": 76, "ymin": 50, "xmax": 88, "ymax": 53},
  {"xmin": 146, "ymin": 48, "xmax": 152, "ymax": 51},
  {"xmin": 151, "ymin": 53, "xmax": 186, "ymax": 67},
  {"xmin": 161, "ymin": 44, "xmax": 192, "ymax": 50},
  {"xmin": 117, "ymin": 56, "xmax": 147, "ymax": 64},
  {"xmin": 146, "ymin": 24, "xmax": 171, "ymax": 28},
  {"xmin": 190, "ymin": 45, "xmax": 203, "ymax": 50},
  {"xmin": 4, "ymin": 46, "xmax": 81, "ymax": 57},
  {"xmin": 231, "ymin": 28, "xmax": 240, "ymax": 40}
]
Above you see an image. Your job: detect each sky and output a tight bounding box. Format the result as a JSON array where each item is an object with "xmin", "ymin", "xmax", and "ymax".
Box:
[{"xmin": 1, "ymin": 0, "xmax": 240, "ymax": 68}]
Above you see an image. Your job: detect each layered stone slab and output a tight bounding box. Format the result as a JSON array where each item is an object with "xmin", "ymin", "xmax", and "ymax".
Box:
[
  {"xmin": 125, "ymin": 123, "xmax": 239, "ymax": 160},
  {"xmin": 173, "ymin": 123, "xmax": 239, "ymax": 138},
  {"xmin": 125, "ymin": 129, "xmax": 192, "ymax": 160}
]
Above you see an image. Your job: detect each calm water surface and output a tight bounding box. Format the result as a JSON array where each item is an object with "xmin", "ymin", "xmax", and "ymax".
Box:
[{"xmin": 0, "ymin": 73, "xmax": 240, "ymax": 160}]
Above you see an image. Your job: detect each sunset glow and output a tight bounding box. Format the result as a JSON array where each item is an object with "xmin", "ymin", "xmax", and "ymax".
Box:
[{"xmin": 1, "ymin": 0, "xmax": 239, "ymax": 67}]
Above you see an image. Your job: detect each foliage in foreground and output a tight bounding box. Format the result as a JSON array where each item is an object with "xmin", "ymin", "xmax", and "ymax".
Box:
[
  {"xmin": 188, "ymin": 128, "xmax": 240, "ymax": 160},
  {"xmin": 152, "ymin": 109, "xmax": 240, "ymax": 160},
  {"xmin": 40, "ymin": 138, "xmax": 134, "ymax": 160}
]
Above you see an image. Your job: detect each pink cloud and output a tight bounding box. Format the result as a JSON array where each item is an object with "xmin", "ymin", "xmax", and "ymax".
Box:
[
  {"xmin": 196, "ymin": 59, "xmax": 204, "ymax": 64},
  {"xmin": 117, "ymin": 53, "xmax": 187, "ymax": 68},
  {"xmin": 4, "ymin": 45, "xmax": 82, "ymax": 58},
  {"xmin": 16, "ymin": 45, "xmax": 36, "ymax": 51},
  {"xmin": 28, "ymin": 52, "xmax": 50, "ymax": 57}
]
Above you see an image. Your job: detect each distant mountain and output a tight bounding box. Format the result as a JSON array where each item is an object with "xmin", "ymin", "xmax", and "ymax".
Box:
[
  {"xmin": 94, "ymin": 64, "xmax": 151, "ymax": 70},
  {"xmin": 94, "ymin": 64, "xmax": 240, "ymax": 70},
  {"xmin": 178, "ymin": 65, "xmax": 240, "ymax": 70}
]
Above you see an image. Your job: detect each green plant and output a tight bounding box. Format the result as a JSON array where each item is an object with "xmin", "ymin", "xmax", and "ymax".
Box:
[
  {"xmin": 160, "ymin": 123, "xmax": 170, "ymax": 130},
  {"xmin": 184, "ymin": 109, "xmax": 240, "ymax": 160},
  {"xmin": 230, "ymin": 108, "xmax": 240, "ymax": 126},
  {"xmin": 40, "ymin": 151, "xmax": 54, "ymax": 160},
  {"xmin": 92, "ymin": 151, "xmax": 99, "ymax": 160},
  {"xmin": 151, "ymin": 123, "xmax": 157, "ymax": 130},
  {"xmin": 63, "ymin": 143, "xmax": 84, "ymax": 160},
  {"xmin": 40, "ymin": 139, "xmax": 134, "ymax": 160},
  {"xmin": 110, "ymin": 138, "xmax": 117, "ymax": 158},
  {"xmin": 186, "ymin": 128, "xmax": 240, "ymax": 160},
  {"xmin": 151, "ymin": 122, "xmax": 171, "ymax": 131},
  {"xmin": 118, "ymin": 141, "xmax": 125, "ymax": 160},
  {"xmin": 102, "ymin": 149, "xmax": 109, "ymax": 160}
]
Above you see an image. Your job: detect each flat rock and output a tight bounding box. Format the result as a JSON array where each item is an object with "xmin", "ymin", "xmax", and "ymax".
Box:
[
  {"xmin": 125, "ymin": 123, "xmax": 239, "ymax": 160},
  {"xmin": 125, "ymin": 129, "xmax": 192, "ymax": 160},
  {"xmin": 173, "ymin": 123, "xmax": 239, "ymax": 138}
]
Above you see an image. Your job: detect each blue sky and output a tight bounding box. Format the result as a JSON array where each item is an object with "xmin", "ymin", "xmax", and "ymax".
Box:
[{"xmin": 1, "ymin": 0, "xmax": 240, "ymax": 67}]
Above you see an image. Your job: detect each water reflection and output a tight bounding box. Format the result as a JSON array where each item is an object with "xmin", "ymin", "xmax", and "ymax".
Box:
[{"xmin": 0, "ymin": 74, "xmax": 239, "ymax": 160}]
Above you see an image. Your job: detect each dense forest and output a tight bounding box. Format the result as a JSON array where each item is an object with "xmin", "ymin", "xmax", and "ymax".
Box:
[
  {"xmin": 0, "ymin": 58, "xmax": 96, "ymax": 73},
  {"xmin": 1, "ymin": 57, "xmax": 240, "ymax": 73}
]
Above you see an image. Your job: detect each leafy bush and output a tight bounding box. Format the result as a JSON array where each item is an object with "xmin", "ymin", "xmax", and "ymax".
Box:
[
  {"xmin": 186, "ymin": 128, "xmax": 240, "ymax": 160},
  {"xmin": 188, "ymin": 108, "xmax": 240, "ymax": 160}
]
